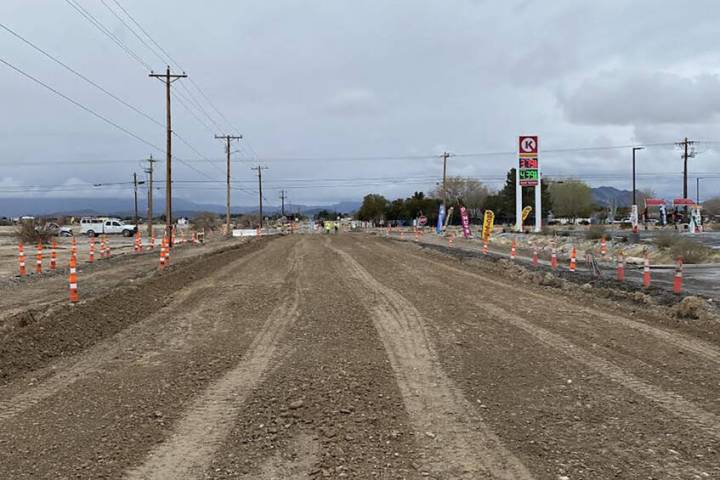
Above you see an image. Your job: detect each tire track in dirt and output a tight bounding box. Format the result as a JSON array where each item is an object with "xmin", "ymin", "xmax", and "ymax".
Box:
[
  {"xmin": 329, "ymin": 239, "xmax": 535, "ymax": 480},
  {"xmin": 479, "ymin": 300, "xmax": 720, "ymax": 440},
  {"xmin": 377, "ymin": 238, "xmax": 720, "ymax": 365},
  {"xmin": 124, "ymin": 240, "xmax": 303, "ymax": 480},
  {"xmin": 365, "ymin": 239, "xmax": 720, "ymax": 415},
  {"xmin": 364, "ymin": 238, "xmax": 720, "ymax": 440},
  {"xmin": 0, "ymin": 243, "xmax": 272, "ymax": 423}
]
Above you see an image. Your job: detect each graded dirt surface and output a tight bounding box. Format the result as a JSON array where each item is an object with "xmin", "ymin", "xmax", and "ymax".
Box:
[{"xmin": 0, "ymin": 233, "xmax": 719, "ymax": 479}]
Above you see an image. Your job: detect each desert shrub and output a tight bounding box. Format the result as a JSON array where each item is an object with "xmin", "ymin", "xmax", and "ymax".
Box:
[
  {"xmin": 670, "ymin": 238, "xmax": 711, "ymax": 264},
  {"xmin": 192, "ymin": 212, "xmax": 221, "ymax": 232},
  {"xmin": 14, "ymin": 221, "xmax": 53, "ymax": 244},
  {"xmin": 585, "ymin": 225, "xmax": 606, "ymax": 240},
  {"xmin": 654, "ymin": 231, "xmax": 680, "ymax": 249}
]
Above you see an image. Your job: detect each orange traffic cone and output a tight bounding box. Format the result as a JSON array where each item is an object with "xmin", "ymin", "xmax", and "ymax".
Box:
[
  {"xmin": 482, "ymin": 239, "xmax": 488, "ymax": 256},
  {"xmin": 36, "ymin": 241, "xmax": 43, "ymax": 274},
  {"xmin": 569, "ymin": 246, "xmax": 577, "ymax": 272},
  {"xmin": 71, "ymin": 236, "xmax": 77, "ymax": 258},
  {"xmin": 448, "ymin": 234, "xmax": 454, "ymax": 248},
  {"xmin": 159, "ymin": 238, "xmax": 166, "ymax": 269},
  {"xmin": 88, "ymin": 237, "xmax": 95, "ymax": 263},
  {"xmin": 616, "ymin": 253, "xmax": 625, "ymax": 282},
  {"xmin": 68, "ymin": 255, "xmax": 78, "ymax": 303},
  {"xmin": 18, "ymin": 242, "xmax": 26, "ymax": 276},
  {"xmin": 673, "ymin": 257, "xmax": 683, "ymax": 294},
  {"xmin": 600, "ymin": 237, "xmax": 607, "ymax": 257},
  {"xmin": 532, "ymin": 247, "xmax": 539, "ymax": 267},
  {"xmin": 551, "ymin": 248, "xmax": 558, "ymax": 270},
  {"xmin": 511, "ymin": 239, "xmax": 517, "ymax": 260},
  {"xmin": 50, "ymin": 240, "xmax": 57, "ymax": 271},
  {"xmin": 100, "ymin": 236, "xmax": 106, "ymax": 259},
  {"xmin": 642, "ymin": 255, "xmax": 651, "ymax": 288},
  {"xmin": 106, "ymin": 237, "xmax": 111, "ymax": 258}
]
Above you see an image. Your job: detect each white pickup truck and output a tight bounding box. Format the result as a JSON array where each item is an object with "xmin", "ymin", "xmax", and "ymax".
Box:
[{"xmin": 80, "ymin": 217, "xmax": 138, "ymax": 237}]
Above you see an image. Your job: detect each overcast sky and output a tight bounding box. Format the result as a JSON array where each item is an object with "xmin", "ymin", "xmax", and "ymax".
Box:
[{"xmin": 1, "ymin": 0, "xmax": 720, "ymax": 207}]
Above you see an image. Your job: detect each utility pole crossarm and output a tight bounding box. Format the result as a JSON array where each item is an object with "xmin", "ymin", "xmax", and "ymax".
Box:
[{"xmin": 215, "ymin": 134, "xmax": 242, "ymax": 236}]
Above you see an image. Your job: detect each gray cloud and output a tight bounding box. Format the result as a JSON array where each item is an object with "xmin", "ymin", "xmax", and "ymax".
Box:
[{"xmin": 559, "ymin": 71, "xmax": 720, "ymax": 126}]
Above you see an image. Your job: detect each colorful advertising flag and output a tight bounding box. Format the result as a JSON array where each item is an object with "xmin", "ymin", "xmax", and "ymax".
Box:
[
  {"xmin": 436, "ymin": 204, "xmax": 446, "ymax": 234},
  {"xmin": 460, "ymin": 206, "xmax": 471, "ymax": 238},
  {"xmin": 521, "ymin": 206, "xmax": 532, "ymax": 221},
  {"xmin": 482, "ymin": 210, "xmax": 495, "ymax": 241}
]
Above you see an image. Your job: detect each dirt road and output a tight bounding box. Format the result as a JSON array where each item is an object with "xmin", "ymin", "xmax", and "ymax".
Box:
[{"xmin": 1, "ymin": 234, "xmax": 718, "ymax": 479}]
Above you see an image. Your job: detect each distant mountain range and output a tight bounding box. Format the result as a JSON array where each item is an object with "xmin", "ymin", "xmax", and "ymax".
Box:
[
  {"xmin": 590, "ymin": 186, "xmax": 635, "ymax": 207},
  {"xmin": 0, "ymin": 197, "xmax": 362, "ymax": 218},
  {"xmin": 0, "ymin": 187, "xmax": 635, "ymax": 218}
]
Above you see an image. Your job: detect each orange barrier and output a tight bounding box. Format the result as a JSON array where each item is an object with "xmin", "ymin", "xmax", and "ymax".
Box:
[
  {"xmin": 88, "ymin": 237, "xmax": 95, "ymax": 263},
  {"xmin": 68, "ymin": 255, "xmax": 78, "ymax": 303},
  {"xmin": 550, "ymin": 248, "xmax": 557, "ymax": 270},
  {"xmin": 18, "ymin": 243, "xmax": 27, "ymax": 276},
  {"xmin": 532, "ymin": 247, "xmax": 538, "ymax": 267},
  {"xmin": 36, "ymin": 242, "xmax": 43, "ymax": 274},
  {"xmin": 100, "ymin": 236, "xmax": 106, "ymax": 259},
  {"xmin": 673, "ymin": 257, "xmax": 683, "ymax": 294},
  {"xmin": 482, "ymin": 240, "xmax": 488, "ymax": 256},
  {"xmin": 71, "ymin": 236, "xmax": 77, "ymax": 258},
  {"xmin": 510, "ymin": 239, "xmax": 517, "ymax": 260},
  {"xmin": 600, "ymin": 237, "xmax": 607, "ymax": 257},
  {"xmin": 616, "ymin": 253, "xmax": 625, "ymax": 282},
  {"xmin": 642, "ymin": 256, "xmax": 651, "ymax": 288},
  {"xmin": 50, "ymin": 240, "xmax": 57, "ymax": 271},
  {"xmin": 106, "ymin": 237, "xmax": 111, "ymax": 258},
  {"xmin": 569, "ymin": 246, "xmax": 577, "ymax": 272}
]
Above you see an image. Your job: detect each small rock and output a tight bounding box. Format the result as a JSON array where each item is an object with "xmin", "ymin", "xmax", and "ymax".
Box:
[{"xmin": 289, "ymin": 400, "xmax": 304, "ymax": 410}]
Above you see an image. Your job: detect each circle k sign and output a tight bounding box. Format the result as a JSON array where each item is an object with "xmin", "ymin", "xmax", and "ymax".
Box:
[{"xmin": 519, "ymin": 136, "xmax": 538, "ymax": 155}]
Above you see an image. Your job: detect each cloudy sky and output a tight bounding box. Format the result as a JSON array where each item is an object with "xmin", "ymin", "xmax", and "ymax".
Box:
[{"xmin": 1, "ymin": 0, "xmax": 720, "ymax": 208}]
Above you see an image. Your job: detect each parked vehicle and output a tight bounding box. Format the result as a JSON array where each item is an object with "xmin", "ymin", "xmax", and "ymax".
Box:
[
  {"xmin": 80, "ymin": 217, "xmax": 137, "ymax": 237},
  {"xmin": 44, "ymin": 223, "xmax": 73, "ymax": 237}
]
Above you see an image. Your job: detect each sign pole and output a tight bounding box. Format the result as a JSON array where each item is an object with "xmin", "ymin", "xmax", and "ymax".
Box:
[
  {"xmin": 515, "ymin": 168, "xmax": 522, "ymax": 232},
  {"xmin": 534, "ymin": 162, "xmax": 542, "ymax": 233}
]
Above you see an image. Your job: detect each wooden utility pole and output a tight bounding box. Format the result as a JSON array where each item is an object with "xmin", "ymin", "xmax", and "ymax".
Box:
[
  {"xmin": 144, "ymin": 155, "xmax": 157, "ymax": 238},
  {"xmin": 133, "ymin": 172, "xmax": 139, "ymax": 226},
  {"xmin": 251, "ymin": 166, "xmax": 268, "ymax": 228},
  {"xmin": 441, "ymin": 152, "xmax": 449, "ymax": 208},
  {"xmin": 280, "ymin": 190, "xmax": 287, "ymax": 217},
  {"xmin": 215, "ymin": 134, "xmax": 242, "ymax": 235},
  {"xmin": 676, "ymin": 137, "xmax": 695, "ymax": 199},
  {"xmin": 149, "ymin": 66, "xmax": 187, "ymax": 244}
]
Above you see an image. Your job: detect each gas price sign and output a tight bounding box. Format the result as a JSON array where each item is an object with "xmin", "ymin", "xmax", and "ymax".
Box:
[{"xmin": 518, "ymin": 136, "xmax": 539, "ymax": 187}]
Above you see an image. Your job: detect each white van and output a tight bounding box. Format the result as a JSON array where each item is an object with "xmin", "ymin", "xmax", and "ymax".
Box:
[{"xmin": 80, "ymin": 217, "xmax": 137, "ymax": 237}]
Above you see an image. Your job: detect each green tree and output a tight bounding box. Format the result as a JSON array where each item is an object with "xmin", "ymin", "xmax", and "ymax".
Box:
[
  {"xmin": 430, "ymin": 176, "xmax": 490, "ymax": 217},
  {"xmin": 548, "ymin": 179, "xmax": 595, "ymax": 220},
  {"xmin": 356, "ymin": 194, "xmax": 388, "ymax": 222}
]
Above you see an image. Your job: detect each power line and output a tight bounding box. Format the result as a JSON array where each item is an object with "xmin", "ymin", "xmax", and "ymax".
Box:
[
  {"xmin": 63, "ymin": 0, "xmax": 152, "ymax": 70},
  {"xmin": 0, "ymin": 56, "xmax": 163, "ymax": 152},
  {"xmin": 0, "ymin": 22, "xmax": 163, "ymax": 129}
]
